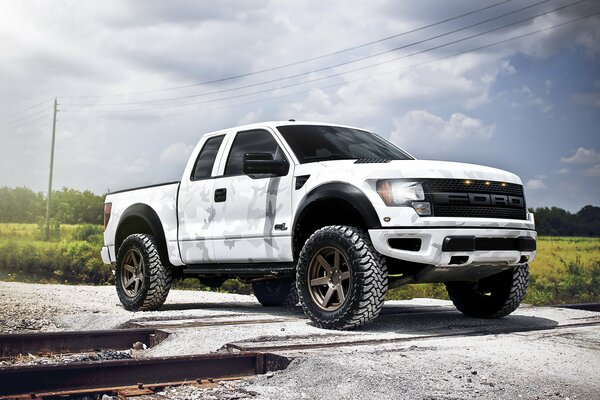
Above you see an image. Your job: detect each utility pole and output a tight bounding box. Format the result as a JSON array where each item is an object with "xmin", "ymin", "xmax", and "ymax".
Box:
[{"xmin": 45, "ymin": 98, "xmax": 58, "ymax": 240}]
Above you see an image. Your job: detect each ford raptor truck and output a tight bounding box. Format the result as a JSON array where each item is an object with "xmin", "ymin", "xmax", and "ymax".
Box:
[{"xmin": 101, "ymin": 121, "xmax": 536, "ymax": 330}]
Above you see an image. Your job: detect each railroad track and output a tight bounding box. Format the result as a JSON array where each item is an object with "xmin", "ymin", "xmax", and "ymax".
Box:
[
  {"xmin": 225, "ymin": 318, "xmax": 600, "ymax": 353},
  {"xmin": 1, "ymin": 302, "xmax": 597, "ymax": 397},
  {"xmin": 0, "ymin": 328, "xmax": 168, "ymax": 359},
  {"xmin": 0, "ymin": 352, "xmax": 290, "ymax": 398},
  {"xmin": 0, "ymin": 328, "xmax": 290, "ymax": 398}
]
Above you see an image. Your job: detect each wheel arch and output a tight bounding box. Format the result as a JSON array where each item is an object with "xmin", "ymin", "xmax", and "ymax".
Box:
[
  {"xmin": 115, "ymin": 204, "xmax": 170, "ymax": 265},
  {"xmin": 292, "ymin": 182, "xmax": 381, "ymax": 259}
]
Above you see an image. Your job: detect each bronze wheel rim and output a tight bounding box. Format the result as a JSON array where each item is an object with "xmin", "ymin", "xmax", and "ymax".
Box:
[
  {"xmin": 307, "ymin": 246, "xmax": 351, "ymax": 311},
  {"xmin": 120, "ymin": 249, "xmax": 145, "ymax": 298}
]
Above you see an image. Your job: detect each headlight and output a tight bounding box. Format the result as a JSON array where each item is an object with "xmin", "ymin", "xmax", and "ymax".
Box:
[
  {"xmin": 376, "ymin": 180, "xmax": 431, "ymax": 216},
  {"xmin": 376, "ymin": 180, "xmax": 424, "ymax": 205}
]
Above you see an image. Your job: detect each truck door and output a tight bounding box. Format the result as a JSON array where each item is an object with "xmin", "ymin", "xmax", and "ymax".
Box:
[
  {"xmin": 177, "ymin": 134, "xmax": 226, "ymax": 264},
  {"xmin": 211, "ymin": 128, "xmax": 294, "ymax": 263}
]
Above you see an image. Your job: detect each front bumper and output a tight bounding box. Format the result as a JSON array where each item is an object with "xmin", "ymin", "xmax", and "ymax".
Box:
[{"xmin": 368, "ymin": 227, "xmax": 536, "ymax": 267}]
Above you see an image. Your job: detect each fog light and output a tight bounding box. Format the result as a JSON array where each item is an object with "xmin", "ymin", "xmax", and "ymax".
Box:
[{"xmin": 412, "ymin": 201, "xmax": 431, "ymax": 216}]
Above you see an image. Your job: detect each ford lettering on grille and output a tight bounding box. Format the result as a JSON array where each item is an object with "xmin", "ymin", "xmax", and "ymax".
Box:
[{"xmin": 431, "ymin": 193, "xmax": 524, "ymax": 208}]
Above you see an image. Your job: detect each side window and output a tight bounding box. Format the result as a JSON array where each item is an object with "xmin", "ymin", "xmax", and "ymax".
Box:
[
  {"xmin": 224, "ymin": 129, "xmax": 285, "ymax": 176},
  {"xmin": 191, "ymin": 135, "xmax": 225, "ymax": 180}
]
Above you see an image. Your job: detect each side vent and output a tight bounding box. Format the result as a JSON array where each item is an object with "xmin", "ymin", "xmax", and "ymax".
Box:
[{"xmin": 295, "ymin": 175, "xmax": 310, "ymax": 190}]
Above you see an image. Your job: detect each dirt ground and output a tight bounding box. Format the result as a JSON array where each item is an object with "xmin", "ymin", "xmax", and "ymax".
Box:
[{"xmin": 1, "ymin": 281, "xmax": 599, "ymax": 400}]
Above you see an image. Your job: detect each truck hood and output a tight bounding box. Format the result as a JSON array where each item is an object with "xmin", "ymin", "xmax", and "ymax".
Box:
[{"xmin": 315, "ymin": 159, "xmax": 522, "ymax": 184}]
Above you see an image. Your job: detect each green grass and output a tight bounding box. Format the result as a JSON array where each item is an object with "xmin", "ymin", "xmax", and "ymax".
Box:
[
  {"xmin": 0, "ymin": 223, "xmax": 598, "ymax": 305},
  {"xmin": 0, "ymin": 223, "xmax": 111, "ymax": 284}
]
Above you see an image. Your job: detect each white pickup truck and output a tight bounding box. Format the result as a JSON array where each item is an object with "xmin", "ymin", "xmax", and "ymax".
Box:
[{"xmin": 101, "ymin": 121, "xmax": 536, "ymax": 329}]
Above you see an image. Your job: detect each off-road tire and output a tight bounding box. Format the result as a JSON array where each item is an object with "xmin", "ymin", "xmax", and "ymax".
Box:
[
  {"xmin": 296, "ymin": 225, "xmax": 388, "ymax": 330},
  {"xmin": 252, "ymin": 278, "xmax": 299, "ymax": 306},
  {"xmin": 446, "ymin": 264, "xmax": 529, "ymax": 318},
  {"xmin": 115, "ymin": 233, "xmax": 172, "ymax": 311}
]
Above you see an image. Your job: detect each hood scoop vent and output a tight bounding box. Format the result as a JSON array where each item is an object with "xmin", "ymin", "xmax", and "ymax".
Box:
[{"xmin": 354, "ymin": 158, "xmax": 391, "ymax": 164}]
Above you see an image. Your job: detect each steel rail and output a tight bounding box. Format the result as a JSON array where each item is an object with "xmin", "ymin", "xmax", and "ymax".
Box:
[
  {"xmin": 554, "ymin": 303, "xmax": 600, "ymax": 312},
  {"xmin": 0, "ymin": 352, "xmax": 290, "ymax": 397},
  {"xmin": 0, "ymin": 328, "xmax": 169, "ymax": 358},
  {"xmin": 226, "ymin": 320, "xmax": 600, "ymax": 353}
]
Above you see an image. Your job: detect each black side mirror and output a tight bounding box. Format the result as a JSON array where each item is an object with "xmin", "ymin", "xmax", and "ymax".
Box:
[{"xmin": 243, "ymin": 153, "xmax": 289, "ymax": 177}]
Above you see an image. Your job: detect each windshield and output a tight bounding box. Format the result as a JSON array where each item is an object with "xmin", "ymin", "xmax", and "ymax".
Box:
[{"xmin": 277, "ymin": 124, "xmax": 413, "ymax": 163}]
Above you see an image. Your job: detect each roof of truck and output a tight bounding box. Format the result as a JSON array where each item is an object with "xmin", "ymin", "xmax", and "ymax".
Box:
[{"xmin": 204, "ymin": 120, "xmax": 367, "ymax": 136}]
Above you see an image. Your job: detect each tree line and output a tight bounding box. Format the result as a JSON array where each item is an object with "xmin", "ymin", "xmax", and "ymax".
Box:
[
  {"xmin": 0, "ymin": 186, "xmax": 103, "ymax": 225},
  {"xmin": 531, "ymin": 205, "xmax": 599, "ymax": 237},
  {"xmin": 0, "ymin": 186, "xmax": 598, "ymax": 236}
]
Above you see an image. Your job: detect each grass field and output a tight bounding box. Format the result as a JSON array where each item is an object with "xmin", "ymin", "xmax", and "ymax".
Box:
[{"xmin": 0, "ymin": 223, "xmax": 598, "ymax": 305}]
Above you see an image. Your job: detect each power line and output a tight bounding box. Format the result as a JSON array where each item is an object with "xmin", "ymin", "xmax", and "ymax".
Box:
[
  {"xmin": 0, "ymin": 114, "xmax": 51, "ymax": 136},
  {"xmin": 62, "ymin": 0, "xmax": 589, "ymax": 114},
  {"xmin": 59, "ymin": 0, "xmax": 512, "ymax": 100},
  {"xmin": 63, "ymin": 0, "xmax": 568, "ymax": 109},
  {"xmin": 0, "ymin": 108, "xmax": 50, "ymax": 128},
  {"xmin": 0, "ymin": 98, "xmax": 52, "ymax": 122},
  {"xmin": 60, "ymin": 9, "xmax": 600, "ymax": 121}
]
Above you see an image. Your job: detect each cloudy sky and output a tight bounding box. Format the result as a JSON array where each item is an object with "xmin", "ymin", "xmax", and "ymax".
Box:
[{"xmin": 0, "ymin": 0, "xmax": 598, "ymax": 211}]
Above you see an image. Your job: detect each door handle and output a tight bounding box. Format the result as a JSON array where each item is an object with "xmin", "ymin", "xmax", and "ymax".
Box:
[{"xmin": 214, "ymin": 188, "xmax": 227, "ymax": 202}]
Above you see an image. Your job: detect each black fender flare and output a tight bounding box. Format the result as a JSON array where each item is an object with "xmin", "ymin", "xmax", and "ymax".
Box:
[
  {"xmin": 293, "ymin": 181, "xmax": 382, "ymax": 232},
  {"xmin": 115, "ymin": 203, "xmax": 168, "ymax": 255}
]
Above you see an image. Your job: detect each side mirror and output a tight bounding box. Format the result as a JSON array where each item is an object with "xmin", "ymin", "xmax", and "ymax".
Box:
[{"xmin": 243, "ymin": 153, "xmax": 289, "ymax": 177}]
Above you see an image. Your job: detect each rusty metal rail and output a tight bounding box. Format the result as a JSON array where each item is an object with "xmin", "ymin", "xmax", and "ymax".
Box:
[
  {"xmin": 0, "ymin": 352, "xmax": 290, "ymax": 397},
  {"xmin": 226, "ymin": 320, "xmax": 600, "ymax": 353},
  {"xmin": 0, "ymin": 328, "xmax": 169, "ymax": 358},
  {"xmin": 555, "ymin": 303, "xmax": 600, "ymax": 312}
]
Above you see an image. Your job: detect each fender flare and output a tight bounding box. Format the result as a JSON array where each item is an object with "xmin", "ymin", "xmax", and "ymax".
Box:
[
  {"xmin": 293, "ymin": 182, "xmax": 382, "ymax": 231},
  {"xmin": 116, "ymin": 203, "xmax": 168, "ymax": 253}
]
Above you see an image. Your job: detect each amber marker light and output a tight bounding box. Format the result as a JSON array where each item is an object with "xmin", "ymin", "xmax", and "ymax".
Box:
[
  {"xmin": 485, "ymin": 181, "xmax": 491, "ymax": 186},
  {"xmin": 104, "ymin": 202, "xmax": 112, "ymax": 230},
  {"xmin": 464, "ymin": 180, "xmax": 472, "ymax": 185},
  {"xmin": 501, "ymin": 182, "xmax": 508, "ymax": 187}
]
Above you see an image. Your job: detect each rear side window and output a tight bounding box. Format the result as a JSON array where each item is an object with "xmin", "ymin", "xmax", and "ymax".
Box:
[
  {"xmin": 224, "ymin": 129, "xmax": 285, "ymax": 176},
  {"xmin": 191, "ymin": 135, "xmax": 225, "ymax": 180}
]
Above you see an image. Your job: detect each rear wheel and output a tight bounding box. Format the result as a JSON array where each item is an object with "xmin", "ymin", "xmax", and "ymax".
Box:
[
  {"xmin": 296, "ymin": 225, "xmax": 388, "ymax": 330},
  {"xmin": 252, "ymin": 278, "xmax": 298, "ymax": 306},
  {"xmin": 115, "ymin": 233, "xmax": 172, "ymax": 311},
  {"xmin": 446, "ymin": 264, "xmax": 529, "ymax": 318}
]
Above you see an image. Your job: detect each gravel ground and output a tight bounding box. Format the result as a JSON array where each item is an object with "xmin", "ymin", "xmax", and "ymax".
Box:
[
  {"xmin": 1, "ymin": 281, "xmax": 599, "ymax": 399},
  {"xmin": 0, "ymin": 281, "xmax": 257, "ymax": 333}
]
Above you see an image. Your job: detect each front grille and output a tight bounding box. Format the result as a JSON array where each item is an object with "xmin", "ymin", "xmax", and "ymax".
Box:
[
  {"xmin": 432, "ymin": 206, "xmax": 527, "ymax": 220},
  {"xmin": 423, "ymin": 179, "xmax": 523, "ymax": 196},
  {"xmin": 443, "ymin": 236, "xmax": 536, "ymax": 251},
  {"xmin": 422, "ymin": 178, "xmax": 527, "ymax": 220}
]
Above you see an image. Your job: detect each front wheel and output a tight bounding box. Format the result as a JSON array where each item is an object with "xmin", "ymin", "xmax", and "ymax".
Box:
[
  {"xmin": 296, "ymin": 226, "xmax": 388, "ymax": 330},
  {"xmin": 445, "ymin": 264, "xmax": 529, "ymax": 318},
  {"xmin": 115, "ymin": 233, "xmax": 172, "ymax": 311}
]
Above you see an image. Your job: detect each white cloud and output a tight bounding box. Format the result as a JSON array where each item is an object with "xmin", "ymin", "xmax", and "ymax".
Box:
[
  {"xmin": 571, "ymin": 92, "xmax": 600, "ymax": 108},
  {"xmin": 238, "ymin": 109, "xmax": 264, "ymax": 126},
  {"xmin": 584, "ymin": 164, "xmax": 600, "ymax": 177},
  {"xmin": 513, "ymin": 85, "xmax": 553, "ymax": 114},
  {"xmin": 557, "ymin": 168, "xmax": 570, "ymax": 174},
  {"xmin": 159, "ymin": 142, "xmax": 194, "ymax": 166},
  {"xmin": 526, "ymin": 179, "xmax": 547, "ymax": 191},
  {"xmin": 390, "ymin": 110, "xmax": 495, "ymax": 150},
  {"xmin": 561, "ymin": 148, "xmax": 600, "ymax": 164}
]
